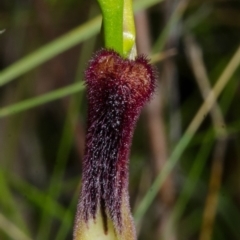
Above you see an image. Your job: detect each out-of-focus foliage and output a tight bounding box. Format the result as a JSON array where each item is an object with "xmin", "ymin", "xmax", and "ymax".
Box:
[{"xmin": 0, "ymin": 0, "xmax": 240, "ymax": 240}]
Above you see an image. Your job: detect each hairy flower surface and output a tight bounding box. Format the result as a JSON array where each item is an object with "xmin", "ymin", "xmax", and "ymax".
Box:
[{"xmin": 74, "ymin": 49, "xmax": 155, "ymax": 240}]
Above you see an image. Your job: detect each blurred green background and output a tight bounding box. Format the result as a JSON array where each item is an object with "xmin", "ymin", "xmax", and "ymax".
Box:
[{"xmin": 0, "ymin": 0, "xmax": 240, "ymax": 239}]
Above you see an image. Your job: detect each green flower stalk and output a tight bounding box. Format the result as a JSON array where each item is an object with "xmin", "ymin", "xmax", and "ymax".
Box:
[
  {"xmin": 122, "ymin": 0, "xmax": 136, "ymax": 58},
  {"xmin": 73, "ymin": 1, "xmax": 155, "ymax": 240},
  {"xmin": 96, "ymin": 0, "xmax": 136, "ymax": 58},
  {"xmin": 96, "ymin": 0, "xmax": 124, "ymax": 55}
]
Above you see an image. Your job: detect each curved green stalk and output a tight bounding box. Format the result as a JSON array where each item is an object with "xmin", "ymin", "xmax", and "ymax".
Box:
[
  {"xmin": 123, "ymin": 0, "xmax": 136, "ymax": 58},
  {"xmin": 97, "ymin": 0, "xmax": 124, "ymax": 54},
  {"xmin": 97, "ymin": 0, "xmax": 136, "ymax": 57}
]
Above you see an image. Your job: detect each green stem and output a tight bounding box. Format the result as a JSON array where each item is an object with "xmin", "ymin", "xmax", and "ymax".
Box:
[
  {"xmin": 97, "ymin": 0, "xmax": 124, "ymax": 54},
  {"xmin": 123, "ymin": 0, "xmax": 136, "ymax": 58},
  {"xmin": 97, "ymin": 0, "xmax": 136, "ymax": 57}
]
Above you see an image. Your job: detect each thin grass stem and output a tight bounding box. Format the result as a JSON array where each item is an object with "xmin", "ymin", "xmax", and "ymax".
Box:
[
  {"xmin": 0, "ymin": 82, "xmax": 84, "ymax": 118},
  {"xmin": 134, "ymin": 45, "xmax": 240, "ymax": 224},
  {"xmin": 0, "ymin": 212, "xmax": 31, "ymax": 240}
]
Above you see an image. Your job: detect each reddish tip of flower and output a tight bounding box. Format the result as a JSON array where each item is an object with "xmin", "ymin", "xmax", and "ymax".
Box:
[
  {"xmin": 75, "ymin": 48, "xmax": 156, "ymax": 237},
  {"xmin": 86, "ymin": 49, "xmax": 155, "ymax": 107}
]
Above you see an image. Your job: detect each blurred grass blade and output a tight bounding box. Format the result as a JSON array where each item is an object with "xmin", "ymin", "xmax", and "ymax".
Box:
[
  {"xmin": 134, "ymin": 132, "xmax": 192, "ymax": 223},
  {"xmin": 169, "ymin": 131, "xmax": 213, "ymax": 226},
  {"xmin": 0, "ymin": 212, "xmax": 32, "ymax": 240},
  {"xmin": 152, "ymin": 0, "xmax": 189, "ymax": 53},
  {"xmin": 219, "ymin": 195, "xmax": 240, "ymax": 239},
  {"xmin": 0, "ymin": 170, "xmax": 29, "ymax": 233},
  {"xmin": 179, "ymin": 209, "xmax": 202, "ymax": 239},
  {"xmin": 9, "ymin": 174, "xmax": 67, "ymax": 221},
  {"xmin": 36, "ymin": 33, "xmax": 96, "ymax": 239},
  {"xmin": 166, "ymin": 67, "xmax": 238, "ymax": 234},
  {"xmin": 0, "ymin": 16, "xmax": 101, "ymax": 87},
  {"xmin": 0, "ymin": 0, "xmax": 164, "ymax": 87},
  {"xmin": 134, "ymin": 46, "xmax": 240, "ymax": 224},
  {"xmin": 55, "ymin": 186, "xmax": 80, "ymax": 240},
  {"xmin": 134, "ymin": 0, "xmax": 164, "ymax": 12},
  {"xmin": 0, "ymin": 82, "xmax": 85, "ymax": 118}
]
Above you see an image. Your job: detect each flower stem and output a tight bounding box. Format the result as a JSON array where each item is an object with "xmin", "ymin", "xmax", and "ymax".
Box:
[
  {"xmin": 123, "ymin": 0, "xmax": 136, "ymax": 58},
  {"xmin": 97, "ymin": 0, "xmax": 124, "ymax": 55},
  {"xmin": 97, "ymin": 0, "xmax": 136, "ymax": 58}
]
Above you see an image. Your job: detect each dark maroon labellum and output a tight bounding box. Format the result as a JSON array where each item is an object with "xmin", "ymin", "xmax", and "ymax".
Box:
[{"xmin": 75, "ymin": 49, "xmax": 155, "ymax": 236}]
